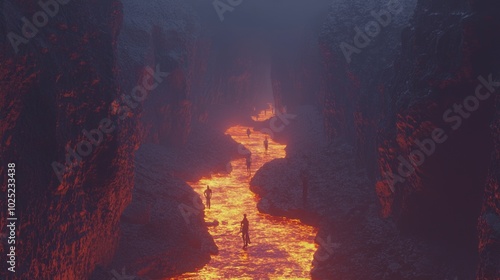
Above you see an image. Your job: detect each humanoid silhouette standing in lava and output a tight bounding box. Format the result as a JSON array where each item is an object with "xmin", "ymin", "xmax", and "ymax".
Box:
[
  {"xmin": 263, "ymin": 137, "xmax": 269, "ymax": 152},
  {"xmin": 204, "ymin": 185, "xmax": 212, "ymax": 209},
  {"xmin": 246, "ymin": 155, "xmax": 252, "ymax": 173},
  {"xmin": 240, "ymin": 214, "xmax": 251, "ymax": 249},
  {"xmin": 246, "ymin": 128, "xmax": 251, "ymax": 138}
]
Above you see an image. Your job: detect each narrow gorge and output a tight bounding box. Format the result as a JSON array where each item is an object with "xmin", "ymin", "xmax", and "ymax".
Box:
[{"xmin": 0, "ymin": 0, "xmax": 499, "ymax": 279}]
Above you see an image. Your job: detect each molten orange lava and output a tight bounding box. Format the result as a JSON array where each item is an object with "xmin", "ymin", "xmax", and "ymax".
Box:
[
  {"xmin": 178, "ymin": 119, "xmax": 317, "ymax": 279},
  {"xmin": 251, "ymin": 104, "xmax": 275, "ymax": 122}
]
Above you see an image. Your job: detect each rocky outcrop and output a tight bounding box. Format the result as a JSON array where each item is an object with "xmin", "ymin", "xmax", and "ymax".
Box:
[
  {"xmin": 0, "ymin": 0, "xmax": 226, "ymax": 279},
  {"xmin": 250, "ymin": 106, "xmax": 328, "ymax": 222},
  {"xmin": 0, "ymin": 1, "xmax": 133, "ymax": 279},
  {"xmin": 117, "ymin": 0, "xmax": 200, "ymax": 148},
  {"xmin": 310, "ymin": 0, "xmax": 500, "ymax": 278},
  {"xmin": 373, "ymin": 3, "xmax": 500, "ymax": 279},
  {"xmin": 250, "ymin": 106, "xmax": 473, "ymax": 279},
  {"xmin": 477, "ymin": 94, "xmax": 500, "ymax": 279},
  {"xmin": 106, "ymin": 144, "xmax": 218, "ymax": 279}
]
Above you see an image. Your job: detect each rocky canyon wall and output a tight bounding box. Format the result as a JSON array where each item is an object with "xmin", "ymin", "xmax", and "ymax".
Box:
[
  {"xmin": 319, "ymin": 0, "xmax": 416, "ymax": 179},
  {"xmin": 318, "ymin": 0, "xmax": 500, "ymax": 278},
  {"xmin": 0, "ymin": 1, "xmax": 134, "ymax": 279},
  {"xmin": 374, "ymin": 0, "xmax": 500, "ymax": 255}
]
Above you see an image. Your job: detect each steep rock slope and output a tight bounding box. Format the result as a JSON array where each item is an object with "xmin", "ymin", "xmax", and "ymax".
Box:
[
  {"xmin": 319, "ymin": 0, "xmax": 417, "ymax": 179},
  {"xmin": 375, "ymin": 1, "xmax": 500, "ymax": 272},
  {"xmin": 251, "ymin": 106, "xmax": 468, "ymax": 279},
  {"xmin": 107, "ymin": 144, "xmax": 218, "ymax": 279},
  {"xmin": 0, "ymin": 0, "xmax": 218, "ymax": 279},
  {"xmin": 318, "ymin": 0, "xmax": 500, "ymax": 278},
  {"xmin": 478, "ymin": 71, "xmax": 500, "ymax": 279},
  {"xmin": 117, "ymin": 0, "xmax": 199, "ymax": 148},
  {"xmin": 0, "ymin": 1, "xmax": 133, "ymax": 279}
]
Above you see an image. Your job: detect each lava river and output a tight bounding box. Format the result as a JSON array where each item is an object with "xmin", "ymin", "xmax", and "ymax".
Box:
[{"xmin": 178, "ymin": 117, "xmax": 317, "ymax": 279}]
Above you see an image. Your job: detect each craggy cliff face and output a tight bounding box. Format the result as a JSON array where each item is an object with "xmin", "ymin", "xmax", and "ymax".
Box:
[
  {"xmin": 0, "ymin": 0, "xmax": 257, "ymax": 278},
  {"xmin": 318, "ymin": 0, "xmax": 500, "ymax": 278},
  {"xmin": 375, "ymin": 2, "xmax": 500, "ymax": 276},
  {"xmin": 0, "ymin": 0, "xmax": 134, "ymax": 279},
  {"xmin": 479, "ymin": 90, "xmax": 500, "ymax": 279}
]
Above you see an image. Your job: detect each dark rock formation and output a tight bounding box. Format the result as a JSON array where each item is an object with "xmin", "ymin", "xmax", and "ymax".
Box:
[
  {"xmin": 477, "ymin": 86, "xmax": 500, "ymax": 279},
  {"xmin": 318, "ymin": 0, "xmax": 416, "ymax": 180},
  {"xmin": 251, "ymin": 106, "xmax": 471, "ymax": 279},
  {"xmin": 0, "ymin": 0, "xmax": 230, "ymax": 279},
  {"xmin": 373, "ymin": 2, "xmax": 500, "ymax": 279},
  {"xmin": 117, "ymin": 0, "xmax": 200, "ymax": 148},
  {"xmin": 0, "ymin": 1, "xmax": 133, "ymax": 279},
  {"xmin": 107, "ymin": 144, "xmax": 218, "ymax": 279},
  {"xmin": 308, "ymin": 0, "xmax": 500, "ymax": 278}
]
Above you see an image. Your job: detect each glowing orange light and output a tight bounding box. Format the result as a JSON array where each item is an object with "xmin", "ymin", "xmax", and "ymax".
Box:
[
  {"xmin": 251, "ymin": 103, "xmax": 275, "ymax": 122},
  {"xmin": 178, "ymin": 113, "xmax": 317, "ymax": 279}
]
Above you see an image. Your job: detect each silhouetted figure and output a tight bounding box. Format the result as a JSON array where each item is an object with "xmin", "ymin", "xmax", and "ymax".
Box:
[
  {"xmin": 246, "ymin": 155, "xmax": 252, "ymax": 173},
  {"xmin": 204, "ymin": 186, "xmax": 212, "ymax": 209},
  {"xmin": 246, "ymin": 128, "xmax": 251, "ymax": 138},
  {"xmin": 240, "ymin": 214, "xmax": 250, "ymax": 248},
  {"xmin": 263, "ymin": 137, "xmax": 269, "ymax": 152},
  {"xmin": 300, "ymin": 170, "xmax": 309, "ymax": 206}
]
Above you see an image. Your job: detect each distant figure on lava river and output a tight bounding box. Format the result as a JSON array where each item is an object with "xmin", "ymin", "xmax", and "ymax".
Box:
[
  {"xmin": 240, "ymin": 214, "xmax": 251, "ymax": 249},
  {"xmin": 246, "ymin": 155, "xmax": 252, "ymax": 173},
  {"xmin": 301, "ymin": 170, "xmax": 309, "ymax": 207},
  {"xmin": 246, "ymin": 128, "xmax": 251, "ymax": 138},
  {"xmin": 263, "ymin": 137, "xmax": 269, "ymax": 152},
  {"xmin": 204, "ymin": 185, "xmax": 213, "ymax": 209}
]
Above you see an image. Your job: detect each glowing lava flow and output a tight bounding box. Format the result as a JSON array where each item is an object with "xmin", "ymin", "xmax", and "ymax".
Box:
[
  {"xmin": 251, "ymin": 103, "xmax": 275, "ymax": 122},
  {"xmin": 178, "ymin": 122, "xmax": 317, "ymax": 279}
]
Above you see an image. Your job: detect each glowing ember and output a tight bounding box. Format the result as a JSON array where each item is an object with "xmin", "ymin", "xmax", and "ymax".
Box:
[
  {"xmin": 251, "ymin": 103, "xmax": 275, "ymax": 122},
  {"xmin": 178, "ymin": 121, "xmax": 317, "ymax": 279}
]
